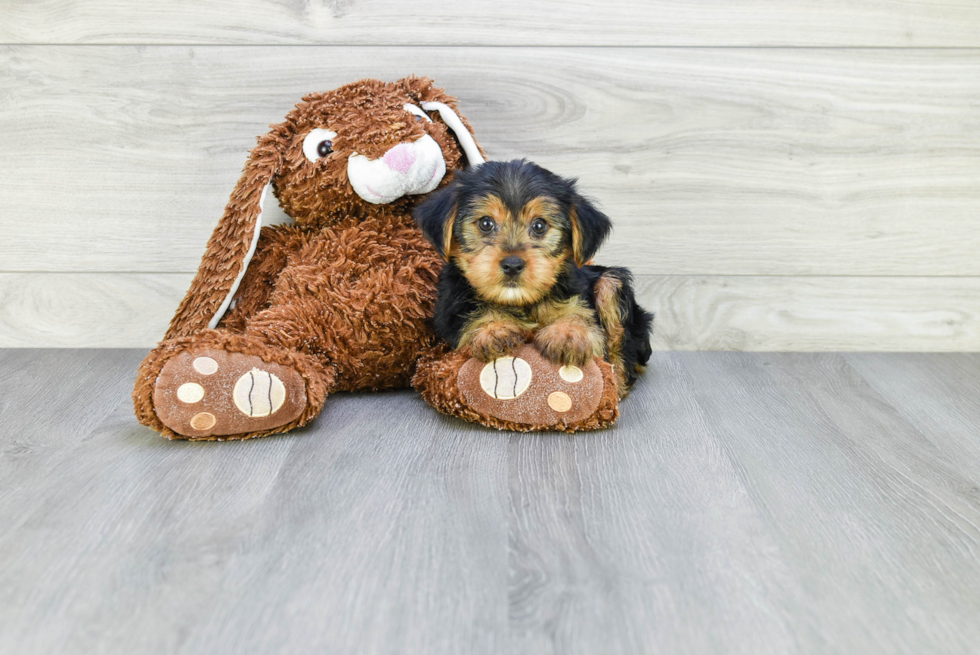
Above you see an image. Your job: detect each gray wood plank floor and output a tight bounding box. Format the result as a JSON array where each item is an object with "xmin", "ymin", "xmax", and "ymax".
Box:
[{"xmin": 2, "ymin": 350, "xmax": 979, "ymax": 654}]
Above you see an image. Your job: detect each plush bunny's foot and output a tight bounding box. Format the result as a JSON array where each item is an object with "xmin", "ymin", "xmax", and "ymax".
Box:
[
  {"xmin": 458, "ymin": 344, "xmax": 606, "ymax": 426},
  {"xmin": 413, "ymin": 343, "xmax": 619, "ymax": 432},
  {"xmin": 153, "ymin": 348, "xmax": 308, "ymax": 439}
]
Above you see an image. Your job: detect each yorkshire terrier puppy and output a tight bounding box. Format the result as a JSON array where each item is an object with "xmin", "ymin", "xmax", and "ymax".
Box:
[{"xmin": 414, "ymin": 159, "xmax": 653, "ymax": 394}]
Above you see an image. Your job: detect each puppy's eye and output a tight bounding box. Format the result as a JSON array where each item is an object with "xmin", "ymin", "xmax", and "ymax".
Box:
[
  {"xmin": 478, "ymin": 216, "xmax": 496, "ymax": 233},
  {"xmin": 302, "ymin": 128, "xmax": 339, "ymax": 163},
  {"xmin": 530, "ymin": 218, "xmax": 549, "ymax": 235}
]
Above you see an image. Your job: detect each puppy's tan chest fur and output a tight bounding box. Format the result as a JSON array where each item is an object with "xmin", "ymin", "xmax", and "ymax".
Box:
[{"xmin": 524, "ymin": 295, "xmax": 594, "ymax": 326}]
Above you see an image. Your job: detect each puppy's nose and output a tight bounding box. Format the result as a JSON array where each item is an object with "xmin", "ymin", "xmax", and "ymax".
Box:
[
  {"xmin": 500, "ymin": 256, "xmax": 526, "ymax": 276},
  {"xmin": 382, "ymin": 143, "xmax": 417, "ymax": 174}
]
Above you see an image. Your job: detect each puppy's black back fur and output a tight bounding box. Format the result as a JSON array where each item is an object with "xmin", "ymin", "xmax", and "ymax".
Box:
[{"xmin": 431, "ymin": 259, "xmax": 480, "ymax": 347}]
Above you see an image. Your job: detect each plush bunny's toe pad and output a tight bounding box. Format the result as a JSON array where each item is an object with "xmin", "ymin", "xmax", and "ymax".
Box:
[
  {"xmin": 153, "ymin": 349, "xmax": 307, "ymax": 438},
  {"xmin": 413, "ymin": 343, "xmax": 619, "ymax": 432}
]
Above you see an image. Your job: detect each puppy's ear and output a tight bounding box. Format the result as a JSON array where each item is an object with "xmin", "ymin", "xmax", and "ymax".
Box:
[
  {"xmin": 413, "ymin": 182, "xmax": 459, "ymax": 261},
  {"xmin": 569, "ymin": 193, "xmax": 613, "ymax": 267}
]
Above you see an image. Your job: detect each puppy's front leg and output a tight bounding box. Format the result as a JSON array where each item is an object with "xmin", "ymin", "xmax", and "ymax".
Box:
[
  {"xmin": 533, "ymin": 297, "xmax": 605, "ymax": 367},
  {"xmin": 459, "ymin": 307, "xmax": 534, "ymax": 362}
]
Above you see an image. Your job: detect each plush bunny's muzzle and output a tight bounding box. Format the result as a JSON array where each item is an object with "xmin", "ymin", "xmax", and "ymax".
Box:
[{"xmin": 347, "ymin": 134, "xmax": 447, "ymax": 204}]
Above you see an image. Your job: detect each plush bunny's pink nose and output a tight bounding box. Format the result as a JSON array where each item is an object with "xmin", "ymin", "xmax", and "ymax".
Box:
[{"xmin": 382, "ymin": 143, "xmax": 417, "ymax": 174}]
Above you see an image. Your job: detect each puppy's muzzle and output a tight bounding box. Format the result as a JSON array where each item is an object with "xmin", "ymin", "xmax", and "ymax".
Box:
[
  {"xmin": 347, "ymin": 134, "xmax": 447, "ymax": 204},
  {"xmin": 500, "ymin": 256, "xmax": 526, "ymax": 277}
]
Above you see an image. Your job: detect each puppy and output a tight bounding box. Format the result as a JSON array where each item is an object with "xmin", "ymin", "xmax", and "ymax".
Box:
[{"xmin": 414, "ymin": 159, "xmax": 653, "ymax": 394}]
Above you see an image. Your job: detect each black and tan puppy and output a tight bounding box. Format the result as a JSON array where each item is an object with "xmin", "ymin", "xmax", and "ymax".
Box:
[{"xmin": 414, "ymin": 159, "xmax": 653, "ymax": 394}]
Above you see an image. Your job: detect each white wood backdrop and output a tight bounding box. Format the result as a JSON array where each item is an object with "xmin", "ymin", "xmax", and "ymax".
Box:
[{"xmin": 1, "ymin": 3, "xmax": 978, "ymax": 350}]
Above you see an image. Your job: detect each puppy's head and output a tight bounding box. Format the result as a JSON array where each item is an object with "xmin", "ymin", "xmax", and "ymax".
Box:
[{"xmin": 415, "ymin": 159, "xmax": 612, "ymax": 306}]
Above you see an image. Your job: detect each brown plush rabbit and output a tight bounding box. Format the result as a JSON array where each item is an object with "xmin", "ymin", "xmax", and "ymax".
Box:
[
  {"xmin": 133, "ymin": 77, "xmax": 486, "ymax": 440},
  {"xmin": 135, "ymin": 76, "xmax": 627, "ymax": 440}
]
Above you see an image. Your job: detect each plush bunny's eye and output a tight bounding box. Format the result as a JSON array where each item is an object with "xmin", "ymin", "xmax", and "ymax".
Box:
[
  {"xmin": 403, "ymin": 104, "xmax": 433, "ymax": 123},
  {"xmin": 302, "ymin": 128, "xmax": 338, "ymax": 163}
]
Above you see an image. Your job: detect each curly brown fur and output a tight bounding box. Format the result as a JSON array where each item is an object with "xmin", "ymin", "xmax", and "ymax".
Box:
[
  {"xmin": 414, "ymin": 159, "xmax": 653, "ymax": 391},
  {"xmin": 134, "ymin": 77, "xmax": 484, "ymax": 439},
  {"xmin": 164, "ymin": 77, "xmax": 481, "ymax": 341}
]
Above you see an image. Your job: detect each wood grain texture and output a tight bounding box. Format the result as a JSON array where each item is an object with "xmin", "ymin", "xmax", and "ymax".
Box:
[
  {"xmin": 0, "ymin": 349, "xmax": 143, "ymax": 484},
  {"xmin": 844, "ymin": 353, "xmax": 980, "ymax": 478},
  {"xmin": 637, "ymin": 275, "xmax": 980, "ymax": 351},
  {"xmin": 0, "ymin": 364, "xmax": 510, "ymax": 654},
  {"xmin": 2, "ymin": 0, "xmax": 980, "ymax": 46},
  {"xmin": 649, "ymin": 352, "xmax": 980, "ymax": 653},
  {"xmin": 1, "ymin": 46, "xmax": 979, "ymax": 276},
  {"xmin": 3, "ymin": 273, "xmax": 979, "ymax": 350},
  {"xmin": 507, "ymin": 352, "xmax": 980, "ymax": 653},
  {"xmin": 0, "ymin": 273, "xmax": 194, "ymax": 347},
  {"xmin": 3, "ymin": 351, "xmax": 980, "ymax": 653}
]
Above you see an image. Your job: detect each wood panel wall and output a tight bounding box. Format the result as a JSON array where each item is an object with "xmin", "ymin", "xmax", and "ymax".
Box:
[{"xmin": 1, "ymin": 3, "xmax": 978, "ymax": 349}]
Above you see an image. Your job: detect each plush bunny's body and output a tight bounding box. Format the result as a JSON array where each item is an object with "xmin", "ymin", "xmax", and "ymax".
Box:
[
  {"xmin": 135, "ymin": 77, "xmax": 625, "ymax": 440},
  {"xmin": 134, "ymin": 78, "xmax": 482, "ymax": 439}
]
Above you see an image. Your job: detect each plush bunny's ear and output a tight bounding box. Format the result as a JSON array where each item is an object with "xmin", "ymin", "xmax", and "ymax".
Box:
[
  {"xmin": 164, "ymin": 132, "xmax": 283, "ymax": 339},
  {"xmin": 413, "ymin": 181, "xmax": 459, "ymax": 261},
  {"xmin": 421, "ymin": 101, "xmax": 485, "ymax": 167},
  {"xmin": 569, "ymin": 193, "xmax": 613, "ymax": 267},
  {"xmin": 398, "ymin": 76, "xmax": 486, "ymax": 168}
]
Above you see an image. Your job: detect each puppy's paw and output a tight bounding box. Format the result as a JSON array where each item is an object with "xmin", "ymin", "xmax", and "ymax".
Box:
[
  {"xmin": 468, "ymin": 321, "xmax": 529, "ymax": 362},
  {"xmin": 535, "ymin": 319, "xmax": 603, "ymax": 367}
]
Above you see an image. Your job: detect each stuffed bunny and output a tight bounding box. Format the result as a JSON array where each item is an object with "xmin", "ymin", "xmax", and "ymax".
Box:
[
  {"xmin": 133, "ymin": 77, "xmax": 487, "ymax": 439},
  {"xmin": 134, "ymin": 76, "xmax": 627, "ymax": 440}
]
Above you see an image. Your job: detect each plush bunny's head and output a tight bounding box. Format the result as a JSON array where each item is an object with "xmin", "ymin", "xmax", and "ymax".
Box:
[
  {"xmin": 248, "ymin": 76, "xmax": 484, "ymax": 226},
  {"xmin": 173, "ymin": 77, "xmax": 485, "ymax": 334}
]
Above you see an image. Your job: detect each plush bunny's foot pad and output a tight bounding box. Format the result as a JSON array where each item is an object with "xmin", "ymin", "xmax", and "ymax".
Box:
[
  {"xmin": 413, "ymin": 343, "xmax": 619, "ymax": 432},
  {"xmin": 153, "ymin": 349, "xmax": 308, "ymax": 439}
]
